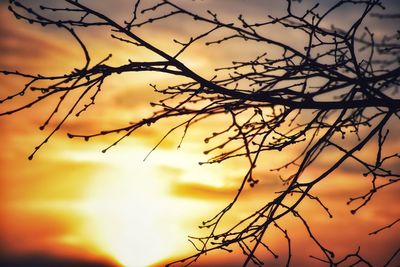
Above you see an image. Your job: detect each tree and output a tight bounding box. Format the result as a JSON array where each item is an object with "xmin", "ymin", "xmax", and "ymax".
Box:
[{"xmin": 1, "ymin": 0, "xmax": 399, "ymax": 266}]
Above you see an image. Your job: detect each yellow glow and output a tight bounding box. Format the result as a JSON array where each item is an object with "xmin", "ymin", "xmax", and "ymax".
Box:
[
  {"xmin": 60, "ymin": 146, "xmax": 212, "ymax": 267},
  {"xmin": 80, "ymin": 177, "xmax": 175, "ymax": 266}
]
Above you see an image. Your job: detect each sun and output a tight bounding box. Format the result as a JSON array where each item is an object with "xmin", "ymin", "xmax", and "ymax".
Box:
[
  {"xmin": 59, "ymin": 141, "xmax": 231, "ymax": 267},
  {"xmin": 68, "ymin": 147, "xmax": 188, "ymax": 267}
]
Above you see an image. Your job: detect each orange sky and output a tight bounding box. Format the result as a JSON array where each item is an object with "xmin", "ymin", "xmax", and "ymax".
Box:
[{"xmin": 0, "ymin": 1, "xmax": 399, "ymax": 267}]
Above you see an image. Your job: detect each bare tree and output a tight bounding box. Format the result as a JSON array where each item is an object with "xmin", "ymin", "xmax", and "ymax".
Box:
[{"xmin": 1, "ymin": 0, "xmax": 399, "ymax": 266}]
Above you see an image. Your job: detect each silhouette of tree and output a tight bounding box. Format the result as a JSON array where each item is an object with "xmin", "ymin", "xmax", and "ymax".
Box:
[{"xmin": 1, "ymin": 0, "xmax": 399, "ymax": 266}]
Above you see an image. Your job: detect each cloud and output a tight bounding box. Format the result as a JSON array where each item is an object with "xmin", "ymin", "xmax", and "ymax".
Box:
[
  {"xmin": 0, "ymin": 253, "xmax": 116, "ymax": 267},
  {"xmin": 0, "ymin": 7, "xmax": 72, "ymax": 71},
  {"xmin": 171, "ymin": 182, "xmax": 237, "ymax": 200}
]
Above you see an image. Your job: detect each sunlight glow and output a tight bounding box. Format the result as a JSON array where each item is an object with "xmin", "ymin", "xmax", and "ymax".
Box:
[{"xmin": 62, "ymin": 146, "xmax": 206, "ymax": 267}]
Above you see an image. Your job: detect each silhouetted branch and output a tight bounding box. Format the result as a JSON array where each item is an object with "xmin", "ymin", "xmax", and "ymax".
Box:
[{"xmin": 1, "ymin": 0, "xmax": 399, "ymax": 266}]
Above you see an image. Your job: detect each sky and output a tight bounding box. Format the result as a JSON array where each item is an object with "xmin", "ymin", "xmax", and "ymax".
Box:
[{"xmin": 0, "ymin": 1, "xmax": 399, "ymax": 267}]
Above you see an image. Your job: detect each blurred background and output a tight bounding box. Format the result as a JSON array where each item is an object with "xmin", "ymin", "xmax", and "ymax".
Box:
[{"xmin": 0, "ymin": 1, "xmax": 399, "ymax": 266}]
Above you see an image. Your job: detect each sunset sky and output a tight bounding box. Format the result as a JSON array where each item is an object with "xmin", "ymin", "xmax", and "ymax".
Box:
[{"xmin": 0, "ymin": 1, "xmax": 399, "ymax": 267}]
